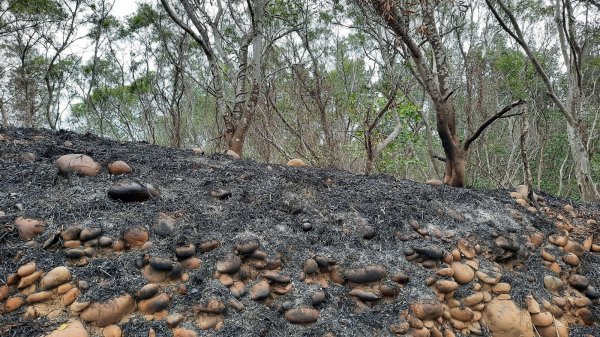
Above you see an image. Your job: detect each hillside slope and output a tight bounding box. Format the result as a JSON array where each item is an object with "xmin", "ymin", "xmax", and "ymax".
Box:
[{"xmin": 0, "ymin": 127, "xmax": 598, "ymax": 337}]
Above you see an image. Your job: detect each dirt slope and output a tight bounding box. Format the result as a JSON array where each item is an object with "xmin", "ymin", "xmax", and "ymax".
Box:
[{"xmin": 0, "ymin": 127, "xmax": 598, "ymax": 337}]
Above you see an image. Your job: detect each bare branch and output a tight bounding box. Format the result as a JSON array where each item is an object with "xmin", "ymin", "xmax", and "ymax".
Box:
[{"xmin": 463, "ymin": 99, "xmax": 526, "ymax": 151}]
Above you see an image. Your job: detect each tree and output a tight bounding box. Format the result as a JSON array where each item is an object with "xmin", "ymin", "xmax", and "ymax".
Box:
[
  {"xmin": 365, "ymin": 0, "xmax": 525, "ymax": 186},
  {"xmin": 486, "ymin": 0, "xmax": 600, "ymax": 201}
]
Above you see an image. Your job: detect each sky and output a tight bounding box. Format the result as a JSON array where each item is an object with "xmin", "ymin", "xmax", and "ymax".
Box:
[{"xmin": 112, "ymin": 1, "xmax": 138, "ymax": 18}]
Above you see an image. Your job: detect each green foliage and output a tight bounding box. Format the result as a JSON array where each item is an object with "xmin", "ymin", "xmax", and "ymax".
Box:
[{"xmin": 9, "ymin": 0, "xmax": 63, "ymax": 18}]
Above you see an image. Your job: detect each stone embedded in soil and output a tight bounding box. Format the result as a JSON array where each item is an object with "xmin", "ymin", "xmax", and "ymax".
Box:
[
  {"xmin": 138, "ymin": 293, "xmax": 170, "ymax": 314},
  {"xmin": 545, "ymin": 276, "xmax": 564, "ymax": 293},
  {"xmin": 0, "ymin": 285, "xmax": 9, "ymax": 301},
  {"xmin": 250, "ymin": 280, "xmax": 271, "ymax": 300},
  {"xmin": 98, "ymin": 236, "xmax": 113, "ymax": 247},
  {"xmin": 16, "ymin": 217, "xmax": 45, "ymax": 240},
  {"xmin": 411, "ymin": 300, "xmax": 443, "ymax": 320},
  {"xmin": 17, "ymin": 262, "xmax": 36, "ymax": 277},
  {"xmin": 46, "ymin": 319, "xmax": 89, "ymax": 337},
  {"xmin": 464, "ymin": 292, "xmax": 484, "ymax": 306},
  {"xmin": 230, "ymin": 281, "xmax": 246, "ymax": 298},
  {"xmin": 4, "ymin": 296, "xmax": 24, "ymax": 312},
  {"xmin": 18, "ymin": 270, "xmax": 43, "ymax": 289},
  {"xmin": 26, "ymin": 291, "xmax": 53, "ymax": 303},
  {"xmin": 311, "ymin": 290, "xmax": 326, "ymax": 306},
  {"xmin": 210, "ymin": 189, "xmax": 232, "ymax": 199},
  {"xmin": 40, "ymin": 266, "xmax": 71, "ymax": 290},
  {"xmin": 236, "ymin": 241, "xmax": 259, "ymax": 254},
  {"xmin": 181, "ymin": 257, "xmax": 201, "ymax": 269},
  {"xmin": 56, "ymin": 154, "xmax": 101, "ymax": 176},
  {"xmin": 225, "ymin": 149, "xmax": 241, "ymax": 159},
  {"xmin": 458, "ymin": 238, "xmax": 476, "ymax": 259},
  {"xmin": 194, "ymin": 299, "xmax": 225, "ymax": 314},
  {"xmin": 61, "ymin": 226, "xmax": 82, "ymax": 241},
  {"xmin": 358, "ymin": 225, "xmax": 375, "ymax": 240},
  {"xmin": 287, "ymin": 158, "xmax": 307, "ymax": 167},
  {"xmin": 304, "ymin": 258, "xmax": 318, "ymax": 274},
  {"xmin": 61, "ymin": 287, "xmax": 80, "ymax": 306},
  {"xmin": 284, "ymin": 307, "xmax": 320, "ymax": 323},
  {"xmin": 349, "ymin": 288, "xmax": 382, "ymax": 301},
  {"xmin": 450, "ymin": 262, "xmax": 475, "ymax": 284},
  {"xmin": 568, "ymin": 275, "xmax": 589, "ymax": 290},
  {"xmin": 173, "ymin": 328, "xmax": 198, "ymax": 337},
  {"xmin": 166, "ymin": 313, "xmax": 185, "ymax": 327},
  {"xmin": 525, "ymin": 295, "xmax": 541, "ymax": 314},
  {"xmin": 492, "ymin": 282, "xmax": 511, "ymax": 294},
  {"xmin": 154, "ymin": 213, "xmax": 175, "ymax": 236},
  {"xmin": 149, "ymin": 257, "xmax": 174, "ymax": 271},
  {"xmin": 536, "ymin": 320, "xmax": 569, "ymax": 337},
  {"xmin": 450, "ymin": 306, "xmax": 475, "ymax": 322},
  {"xmin": 414, "ymin": 245, "xmax": 444, "ymax": 259},
  {"xmin": 108, "ymin": 180, "xmax": 159, "ymax": 202},
  {"xmin": 123, "ymin": 228, "xmax": 149, "ymax": 247},
  {"xmin": 494, "ymin": 236, "xmax": 520, "ymax": 252},
  {"xmin": 436, "ymin": 280, "xmax": 459, "ymax": 293},
  {"xmin": 262, "ymin": 271, "xmax": 291, "ymax": 283},
  {"xmin": 79, "ymin": 294, "xmax": 136, "ymax": 327},
  {"xmin": 563, "ymin": 240, "xmax": 585, "ymax": 257},
  {"xmin": 577, "ymin": 308, "xmax": 595, "ymax": 325},
  {"xmin": 531, "ymin": 311, "xmax": 554, "ymax": 327},
  {"xmin": 108, "ymin": 160, "xmax": 132, "ymax": 175},
  {"xmin": 344, "ymin": 265, "xmax": 387, "ymax": 283},
  {"xmin": 548, "ymin": 235, "xmax": 568, "ymax": 247},
  {"xmin": 584, "ymin": 286, "xmax": 599, "ymax": 299},
  {"xmin": 561, "ymin": 253, "xmax": 579, "ymax": 266},
  {"xmin": 175, "ymin": 244, "xmax": 196, "ymax": 259},
  {"xmin": 481, "ymin": 298, "xmax": 534, "ymax": 337},
  {"xmin": 102, "ymin": 325, "xmax": 122, "ymax": 337},
  {"xmin": 80, "ymin": 227, "xmax": 102, "ymax": 241},
  {"xmin": 136, "ymin": 284, "xmax": 159, "ymax": 300},
  {"xmin": 216, "ymin": 255, "xmax": 242, "ymax": 274}
]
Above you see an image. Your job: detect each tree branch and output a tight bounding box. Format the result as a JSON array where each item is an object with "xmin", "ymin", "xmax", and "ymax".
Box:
[{"xmin": 463, "ymin": 99, "xmax": 526, "ymax": 151}]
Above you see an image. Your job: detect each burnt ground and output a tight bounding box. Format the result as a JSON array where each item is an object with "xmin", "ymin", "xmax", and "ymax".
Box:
[{"xmin": 0, "ymin": 126, "xmax": 599, "ymax": 337}]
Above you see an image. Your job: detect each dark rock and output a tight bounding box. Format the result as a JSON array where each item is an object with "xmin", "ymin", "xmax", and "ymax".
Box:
[
  {"xmin": 98, "ymin": 236, "xmax": 113, "ymax": 247},
  {"xmin": 154, "ymin": 213, "xmax": 175, "ymax": 236},
  {"xmin": 236, "ymin": 241, "xmax": 259, "ymax": 254},
  {"xmin": 108, "ymin": 180, "xmax": 159, "ymax": 202},
  {"xmin": 359, "ymin": 225, "xmax": 375, "ymax": 240},
  {"xmin": 216, "ymin": 255, "xmax": 242, "ymax": 274},
  {"xmin": 210, "ymin": 189, "xmax": 231, "ymax": 199},
  {"xmin": 568, "ymin": 275, "xmax": 589, "ymax": 290},
  {"xmin": 344, "ymin": 265, "xmax": 387, "ymax": 283},
  {"xmin": 168, "ymin": 263, "xmax": 183, "ymax": 280},
  {"xmin": 66, "ymin": 249, "xmax": 86, "ymax": 259},
  {"xmin": 262, "ymin": 271, "xmax": 291, "ymax": 283},
  {"xmin": 175, "ymin": 244, "xmax": 196, "ymax": 260},
  {"xmin": 301, "ymin": 222, "xmax": 312, "ymax": 231},
  {"xmin": 584, "ymin": 286, "xmax": 599, "ymax": 299},
  {"xmin": 349, "ymin": 288, "xmax": 382, "ymax": 301},
  {"xmin": 311, "ymin": 290, "xmax": 326, "ymax": 306},
  {"xmin": 137, "ymin": 284, "xmax": 159, "ymax": 300},
  {"xmin": 414, "ymin": 246, "xmax": 444, "ymax": 259},
  {"xmin": 61, "ymin": 226, "xmax": 82, "ymax": 241},
  {"xmin": 80, "ymin": 227, "xmax": 102, "ymax": 241},
  {"xmin": 284, "ymin": 307, "xmax": 319, "ymax": 323},
  {"xmin": 494, "ymin": 235, "xmax": 520, "ymax": 252},
  {"xmin": 150, "ymin": 257, "xmax": 174, "ymax": 271},
  {"xmin": 313, "ymin": 256, "xmax": 330, "ymax": 269},
  {"xmin": 304, "ymin": 259, "xmax": 318, "ymax": 274}
]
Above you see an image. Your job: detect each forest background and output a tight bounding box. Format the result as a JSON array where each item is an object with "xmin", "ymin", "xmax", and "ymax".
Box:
[{"xmin": 1, "ymin": 0, "xmax": 599, "ymax": 201}]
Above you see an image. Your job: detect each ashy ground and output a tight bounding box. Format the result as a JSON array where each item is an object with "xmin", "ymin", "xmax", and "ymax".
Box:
[{"xmin": 0, "ymin": 127, "xmax": 598, "ymax": 337}]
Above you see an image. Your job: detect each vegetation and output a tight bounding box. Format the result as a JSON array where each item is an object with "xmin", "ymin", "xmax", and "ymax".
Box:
[{"xmin": 1, "ymin": 0, "xmax": 599, "ymax": 201}]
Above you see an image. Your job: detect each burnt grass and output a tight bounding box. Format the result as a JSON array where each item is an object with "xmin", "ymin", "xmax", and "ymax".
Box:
[{"xmin": 0, "ymin": 126, "xmax": 599, "ymax": 336}]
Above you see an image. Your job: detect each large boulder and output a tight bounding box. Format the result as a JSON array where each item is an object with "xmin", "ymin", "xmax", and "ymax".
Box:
[{"xmin": 56, "ymin": 154, "xmax": 101, "ymax": 176}]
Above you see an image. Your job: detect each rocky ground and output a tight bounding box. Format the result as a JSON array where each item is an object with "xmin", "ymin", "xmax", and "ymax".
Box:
[{"xmin": 0, "ymin": 126, "xmax": 599, "ymax": 337}]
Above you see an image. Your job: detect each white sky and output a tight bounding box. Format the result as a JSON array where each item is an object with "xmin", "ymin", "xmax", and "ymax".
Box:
[{"xmin": 112, "ymin": 1, "xmax": 138, "ymax": 17}]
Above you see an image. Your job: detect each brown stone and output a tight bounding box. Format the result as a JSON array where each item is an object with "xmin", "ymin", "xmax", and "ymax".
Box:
[
  {"xmin": 411, "ymin": 300, "xmax": 444, "ymax": 320},
  {"xmin": 530, "ymin": 232, "xmax": 544, "ymax": 247},
  {"xmin": 548, "ymin": 235, "xmax": 568, "ymax": 247},
  {"xmin": 304, "ymin": 259, "xmax": 319, "ymax": 274},
  {"xmin": 464, "ymin": 292, "xmax": 484, "ymax": 307},
  {"xmin": 536, "ymin": 320, "xmax": 569, "ymax": 337},
  {"xmin": 141, "ymin": 266, "xmax": 167, "ymax": 283},
  {"xmin": 230, "ymin": 281, "xmax": 246, "ymax": 298},
  {"xmin": 17, "ymin": 262, "xmax": 36, "ymax": 277},
  {"xmin": 284, "ymin": 307, "xmax": 320, "ymax": 323},
  {"xmin": 436, "ymin": 280, "xmax": 459, "ymax": 293},
  {"xmin": 344, "ymin": 265, "xmax": 387, "ymax": 283},
  {"xmin": 451, "ymin": 262, "xmax": 475, "ymax": 284},
  {"xmin": 564, "ymin": 240, "xmax": 585, "ymax": 257},
  {"xmin": 481, "ymin": 298, "xmax": 534, "ymax": 337},
  {"xmin": 458, "ymin": 239, "xmax": 476, "ymax": 259},
  {"xmin": 0, "ymin": 285, "xmax": 8, "ymax": 302},
  {"xmin": 199, "ymin": 240, "xmax": 221, "ymax": 253},
  {"xmin": 426, "ymin": 179, "xmax": 443, "ymax": 186},
  {"xmin": 107, "ymin": 161, "xmax": 132, "ymax": 175},
  {"xmin": 287, "ymin": 158, "xmax": 307, "ymax": 167},
  {"xmin": 79, "ymin": 294, "xmax": 136, "ymax": 327},
  {"xmin": 249, "ymin": 280, "xmax": 270, "ymax": 301},
  {"xmin": 18, "ymin": 270, "xmax": 43, "ymax": 289},
  {"xmin": 531, "ymin": 312, "xmax": 554, "ymax": 327},
  {"xmin": 173, "ymin": 328, "xmax": 198, "ymax": 337},
  {"xmin": 412, "ymin": 327, "xmax": 431, "ymax": 337},
  {"xmin": 195, "ymin": 299, "xmax": 225, "ymax": 314},
  {"xmin": 56, "ymin": 154, "xmax": 101, "ymax": 176},
  {"xmin": 450, "ymin": 307, "xmax": 474, "ymax": 322},
  {"xmin": 138, "ymin": 293, "xmax": 170, "ymax": 314},
  {"xmin": 492, "ymin": 283, "xmax": 511, "ymax": 294},
  {"xmin": 4, "ymin": 296, "xmax": 24, "ymax": 312},
  {"xmin": 225, "ymin": 149, "xmax": 241, "ymax": 159},
  {"xmin": 16, "ymin": 217, "xmax": 45, "ymax": 240},
  {"xmin": 102, "ymin": 325, "xmax": 122, "ymax": 337},
  {"xmin": 26, "ymin": 291, "xmax": 52, "ymax": 303},
  {"xmin": 541, "ymin": 250, "xmax": 556, "ymax": 262},
  {"xmin": 216, "ymin": 255, "xmax": 242, "ymax": 274},
  {"xmin": 61, "ymin": 287, "xmax": 80, "ymax": 306},
  {"xmin": 525, "ymin": 295, "xmax": 541, "ymax": 314},
  {"xmin": 40, "ymin": 266, "xmax": 71, "ymax": 290},
  {"xmin": 577, "ymin": 308, "xmax": 594, "ymax": 325},
  {"xmin": 47, "ymin": 320, "xmax": 89, "ymax": 337},
  {"xmin": 561, "ymin": 253, "xmax": 579, "ymax": 267},
  {"xmin": 123, "ymin": 228, "xmax": 148, "ymax": 247}
]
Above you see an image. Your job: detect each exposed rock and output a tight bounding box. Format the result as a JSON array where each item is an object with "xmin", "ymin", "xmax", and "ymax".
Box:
[
  {"xmin": 79, "ymin": 294, "xmax": 136, "ymax": 327},
  {"xmin": 56, "ymin": 154, "xmax": 101, "ymax": 176},
  {"xmin": 175, "ymin": 244, "xmax": 196, "ymax": 259},
  {"xmin": 17, "ymin": 262, "xmax": 36, "ymax": 277},
  {"xmin": 481, "ymin": 298, "xmax": 534, "ymax": 337},
  {"xmin": 46, "ymin": 320, "xmax": 89, "ymax": 337},
  {"xmin": 102, "ymin": 325, "xmax": 122, "ymax": 337},
  {"xmin": 18, "ymin": 270, "xmax": 43, "ymax": 289},
  {"xmin": 4, "ymin": 297, "xmax": 24, "ymax": 312},
  {"xmin": 451, "ymin": 262, "xmax": 475, "ymax": 284},
  {"xmin": 304, "ymin": 258, "xmax": 319, "ymax": 274},
  {"xmin": 436, "ymin": 280, "xmax": 459, "ymax": 293},
  {"xmin": 16, "ymin": 217, "xmax": 45, "ymax": 240},
  {"xmin": 250, "ymin": 280, "xmax": 270, "ymax": 301},
  {"xmin": 344, "ymin": 265, "xmax": 387, "ymax": 283},
  {"xmin": 349, "ymin": 288, "xmax": 382, "ymax": 301},
  {"xmin": 40, "ymin": 266, "xmax": 71, "ymax": 290},
  {"xmin": 26, "ymin": 291, "xmax": 53, "ymax": 303},
  {"xmin": 138, "ymin": 293, "xmax": 170, "ymax": 314},
  {"xmin": 107, "ymin": 160, "xmax": 132, "ymax": 175},
  {"xmin": 311, "ymin": 290, "xmax": 326, "ymax": 306},
  {"xmin": 108, "ymin": 180, "xmax": 159, "ymax": 202},
  {"xmin": 287, "ymin": 158, "xmax": 307, "ymax": 167},
  {"xmin": 411, "ymin": 300, "xmax": 443, "ymax": 320},
  {"xmin": 123, "ymin": 228, "xmax": 149, "ymax": 247},
  {"xmin": 414, "ymin": 246, "xmax": 444, "ymax": 259},
  {"xmin": 236, "ymin": 241, "xmax": 259, "ymax": 254},
  {"xmin": 284, "ymin": 307, "xmax": 320, "ymax": 323},
  {"xmin": 216, "ymin": 255, "xmax": 242, "ymax": 274},
  {"xmin": 568, "ymin": 275, "xmax": 589, "ymax": 290},
  {"xmin": 173, "ymin": 328, "xmax": 198, "ymax": 337},
  {"xmin": 136, "ymin": 284, "xmax": 159, "ymax": 300},
  {"xmin": 61, "ymin": 287, "xmax": 80, "ymax": 306},
  {"xmin": 153, "ymin": 213, "xmax": 175, "ymax": 236}
]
